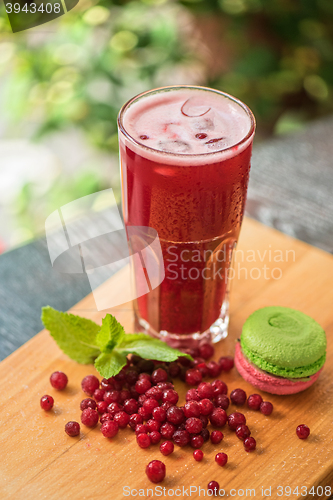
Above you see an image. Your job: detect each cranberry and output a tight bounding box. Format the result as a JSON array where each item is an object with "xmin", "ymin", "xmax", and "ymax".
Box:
[
  {"xmin": 210, "ymin": 408, "xmax": 227, "ymax": 427},
  {"xmin": 197, "ymin": 382, "xmax": 214, "ymax": 400},
  {"xmin": 173, "ymin": 429, "xmax": 190, "ymax": 447},
  {"xmin": 228, "ymin": 412, "xmax": 246, "ymax": 430},
  {"xmin": 107, "ymin": 402, "xmax": 123, "ymax": 416},
  {"xmin": 185, "ymin": 368, "xmax": 202, "ymax": 386},
  {"xmin": 199, "ymin": 343, "xmax": 214, "ymax": 360},
  {"xmin": 137, "ymin": 359, "xmax": 155, "ymax": 373},
  {"xmin": 205, "ymin": 137, "xmax": 225, "ymax": 144},
  {"xmin": 81, "ymin": 408, "xmax": 99, "ymax": 427},
  {"xmin": 260, "ymin": 401, "xmax": 273, "ymax": 416},
  {"xmin": 219, "ymin": 356, "xmax": 234, "ymax": 371},
  {"xmin": 115, "ymin": 369, "xmax": 126, "ymax": 383},
  {"xmin": 135, "ymin": 424, "xmax": 148, "ymax": 435},
  {"xmin": 125, "ymin": 369, "xmax": 139, "ymax": 386},
  {"xmin": 145, "ymin": 460, "xmax": 166, "ymax": 483},
  {"xmin": 65, "ymin": 421, "xmax": 80, "ymax": 436},
  {"xmin": 112, "ymin": 379, "xmax": 123, "ymax": 391},
  {"xmin": 168, "ymin": 362, "xmax": 181, "ymax": 378},
  {"xmin": 195, "ymin": 133, "xmax": 208, "ymax": 140},
  {"xmin": 147, "ymin": 419, "xmax": 161, "ymax": 432},
  {"xmin": 137, "ymin": 433, "xmax": 150, "ymax": 448},
  {"xmin": 50, "ymin": 371, "xmax": 68, "ymax": 391},
  {"xmin": 236, "ymin": 424, "xmax": 251, "ymax": 440},
  {"xmin": 215, "ymin": 394, "xmax": 229, "ymax": 410},
  {"xmin": 152, "ymin": 407, "xmax": 166, "ymax": 423},
  {"xmin": 162, "ymin": 389, "xmax": 179, "ymax": 405},
  {"xmin": 138, "ymin": 394, "xmax": 148, "ymax": 406},
  {"xmin": 138, "ymin": 372, "xmax": 151, "ymax": 381},
  {"xmin": 81, "ymin": 375, "xmax": 99, "ymax": 396},
  {"xmin": 178, "ymin": 355, "xmax": 193, "ymax": 367},
  {"xmin": 230, "ymin": 388, "xmax": 247, "ymax": 406},
  {"xmin": 131, "ymin": 354, "xmax": 142, "ymax": 365},
  {"xmin": 93, "ymin": 388, "xmax": 105, "ymax": 402},
  {"xmin": 211, "ymin": 379, "xmax": 228, "ymax": 396},
  {"xmin": 201, "ymin": 428, "xmax": 210, "ymax": 442},
  {"xmin": 149, "ymin": 430, "xmax": 161, "ymax": 445},
  {"xmin": 101, "ymin": 379, "xmax": 112, "ymax": 391},
  {"xmin": 104, "ymin": 390, "xmax": 120, "ymax": 404},
  {"xmin": 207, "ymin": 361, "xmax": 221, "ymax": 378},
  {"xmin": 166, "ymin": 406, "xmax": 185, "ymax": 425},
  {"xmin": 157, "ymin": 382, "xmax": 174, "ymax": 390},
  {"xmin": 186, "ymin": 417, "xmax": 203, "ymax": 434},
  {"xmin": 101, "ymin": 420, "xmax": 119, "ymax": 438},
  {"xmin": 114, "ymin": 366, "xmax": 126, "ymax": 384},
  {"xmin": 143, "ymin": 398, "xmax": 159, "ymax": 415},
  {"xmin": 97, "ymin": 401, "xmax": 108, "ymax": 414},
  {"xmin": 207, "ymin": 481, "xmax": 220, "ymax": 495},
  {"xmin": 193, "ymin": 357, "xmax": 205, "ymax": 367},
  {"xmin": 40, "ymin": 395, "xmax": 54, "ymax": 411},
  {"xmin": 184, "ymin": 401, "xmax": 201, "ymax": 418},
  {"xmin": 160, "ymin": 422, "xmax": 176, "ymax": 439},
  {"xmin": 196, "ymin": 363, "xmax": 209, "ymax": 378},
  {"xmin": 114, "ymin": 411, "xmax": 130, "ymax": 428},
  {"xmin": 210, "ymin": 430, "xmax": 223, "ymax": 444},
  {"xmin": 199, "ymin": 414, "xmax": 209, "ymax": 428},
  {"xmin": 215, "ymin": 452, "xmax": 228, "ymax": 467},
  {"xmin": 100, "ymin": 413, "xmax": 113, "ymax": 424},
  {"xmin": 123, "ymin": 398, "xmax": 139, "ymax": 415},
  {"xmin": 146, "ymin": 386, "xmax": 163, "ymax": 400},
  {"xmin": 151, "ymin": 368, "xmax": 168, "ymax": 385},
  {"xmin": 119, "ymin": 389, "xmax": 131, "ymax": 403},
  {"xmin": 80, "ymin": 398, "xmax": 97, "ymax": 411},
  {"xmin": 190, "ymin": 434, "xmax": 204, "ymax": 449},
  {"xmin": 161, "ymin": 401, "xmax": 173, "ymax": 412},
  {"xmin": 186, "ymin": 389, "xmax": 200, "ymax": 402},
  {"xmin": 199, "ymin": 398, "xmax": 214, "ymax": 416},
  {"xmin": 160, "ymin": 440, "xmax": 174, "ymax": 456},
  {"xmin": 105, "ymin": 376, "xmax": 115, "ymax": 386},
  {"xmin": 184, "ymin": 347, "xmax": 200, "ymax": 358},
  {"xmin": 244, "ymin": 436, "xmax": 256, "ymax": 452},
  {"xmin": 129, "ymin": 413, "xmax": 143, "ymax": 430},
  {"xmin": 129, "ymin": 386, "xmax": 140, "ymax": 400},
  {"xmin": 193, "ymin": 449, "xmax": 204, "ymax": 461},
  {"xmin": 247, "ymin": 394, "xmax": 263, "ymax": 411},
  {"xmin": 296, "ymin": 424, "xmax": 310, "ymax": 439},
  {"xmin": 135, "ymin": 378, "xmax": 151, "ymax": 395}
]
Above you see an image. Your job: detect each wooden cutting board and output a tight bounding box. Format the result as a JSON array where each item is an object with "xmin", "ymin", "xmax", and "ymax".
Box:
[{"xmin": 1, "ymin": 218, "xmax": 333, "ymax": 500}]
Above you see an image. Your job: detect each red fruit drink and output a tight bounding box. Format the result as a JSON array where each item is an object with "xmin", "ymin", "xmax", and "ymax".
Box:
[{"xmin": 118, "ymin": 86, "xmax": 255, "ymax": 348}]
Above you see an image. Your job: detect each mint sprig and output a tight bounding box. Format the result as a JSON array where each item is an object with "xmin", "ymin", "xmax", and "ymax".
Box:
[
  {"xmin": 41, "ymin": 306, "xmax": 100, "ymax": 364},
  {"xmin": 41, "ymin": 307, "xmax": 192, "ymax": 378}
]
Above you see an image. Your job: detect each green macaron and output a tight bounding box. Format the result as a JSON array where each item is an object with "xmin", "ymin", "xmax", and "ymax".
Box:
[{"xmin": 240, "ymin": 306, "xmax": 326, "ymax": 379}]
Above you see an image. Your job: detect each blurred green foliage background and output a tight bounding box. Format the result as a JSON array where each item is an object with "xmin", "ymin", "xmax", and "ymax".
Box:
[{"xmin": 0, "ymin": 0, "xmax": 333, "ymax": 247}]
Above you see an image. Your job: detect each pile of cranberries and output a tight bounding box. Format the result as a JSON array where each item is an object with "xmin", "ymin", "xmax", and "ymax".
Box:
[{"xmin": 39, "ymin": 344, "xmax": 309, "ymax": 493}]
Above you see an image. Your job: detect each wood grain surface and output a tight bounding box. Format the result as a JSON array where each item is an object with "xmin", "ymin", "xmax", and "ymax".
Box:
[{"xmin": 1, "ymin": 218, "xmax": 333, "ymax": 500}]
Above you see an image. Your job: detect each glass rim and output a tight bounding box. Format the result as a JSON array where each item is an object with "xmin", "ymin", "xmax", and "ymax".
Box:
[{"xmin": 117, "ymin": 85, "xmax": 256, "ymax": 159}]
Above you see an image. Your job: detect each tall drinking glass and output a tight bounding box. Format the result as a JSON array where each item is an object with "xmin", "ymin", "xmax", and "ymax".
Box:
[{"xmin": 118, "ymin": 86, "xmax": 255, "ymax": 348}]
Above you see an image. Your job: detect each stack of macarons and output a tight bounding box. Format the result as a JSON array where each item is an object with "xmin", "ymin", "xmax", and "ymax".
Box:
[{"xmin": 235, "ymin": 306, "xmax": 326, "ymax": 395}]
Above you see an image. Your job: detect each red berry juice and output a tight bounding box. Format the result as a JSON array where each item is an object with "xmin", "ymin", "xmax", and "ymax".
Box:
[{"xmin": 118, "ymin": 86, "xmax": 255, "ymax": 346}]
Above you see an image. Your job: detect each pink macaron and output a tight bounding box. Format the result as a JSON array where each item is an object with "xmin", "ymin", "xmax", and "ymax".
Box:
[{"xmin": 235, "ymin": 342, "xmax": 323, "ymax": 395}]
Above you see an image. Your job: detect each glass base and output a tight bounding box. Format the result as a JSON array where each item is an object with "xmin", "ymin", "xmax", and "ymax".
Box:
[{"xmin": 134, "ymin": 300, "xmax": 229, "ymax": 350}]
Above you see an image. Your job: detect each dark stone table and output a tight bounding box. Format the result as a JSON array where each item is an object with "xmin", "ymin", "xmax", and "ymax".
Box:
[{"xmin": 1, "ymin": 117, "xmax": 333, "ymax": 361}]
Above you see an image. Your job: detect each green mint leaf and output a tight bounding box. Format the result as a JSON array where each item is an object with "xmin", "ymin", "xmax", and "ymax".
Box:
[
  {"xmin": 118, "ymin": 335, "xmax": 192, "ymax": 362},
  {"xmin": 94, "ymin": 351, "xmax": 127, "ymax": 379},
  {"xmin": 95, "ymin": 314, "xmax": 125, "ymax": 352},
  {"xmin": 41, "ymin": 306, "xmax": 100, "ymax": 364},
  {"xmin": 119, "ymin": 333, "xmax": 155, "ymax": 343}
]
